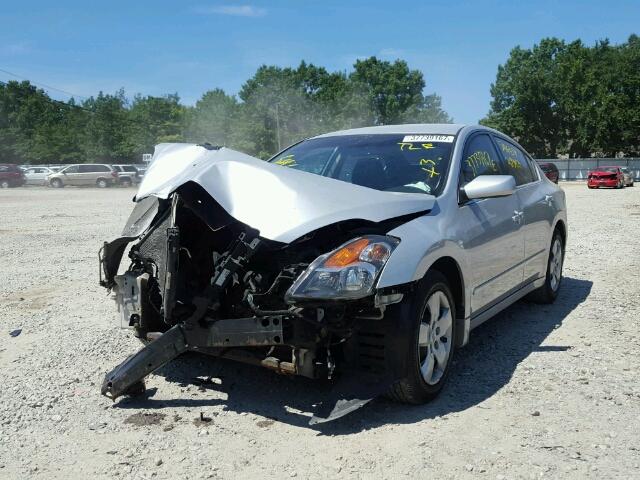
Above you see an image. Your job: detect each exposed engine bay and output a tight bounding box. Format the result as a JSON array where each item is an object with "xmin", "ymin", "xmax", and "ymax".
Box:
[{"xmin": 99, "ymin": 174, "xmax": 427, "ymax": 422}]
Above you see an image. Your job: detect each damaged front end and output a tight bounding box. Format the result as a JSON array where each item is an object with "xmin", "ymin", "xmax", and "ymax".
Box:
[{"xmin": 99, "ymin": 145, "xmax": 431, "ymax": 423}]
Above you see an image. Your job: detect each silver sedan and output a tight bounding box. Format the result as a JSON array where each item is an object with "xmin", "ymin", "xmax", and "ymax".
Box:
[{"xmin": 99, "ymin": 124, "xmax": 567, "ymax": 423}]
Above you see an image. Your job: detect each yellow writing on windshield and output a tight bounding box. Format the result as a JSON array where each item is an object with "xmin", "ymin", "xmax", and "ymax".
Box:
[
  {"xmin": 398, "ymin": 142, "xmax": 421, "ymax": 151},
  {"xmin": 274, "ymin": 155, "xmax": 297, "ymax": 167},
  {"xmin": 420, "ymin": 159, "xmax": 439, "ymax": 178},
  {"xmin": 398, "ymin": 142, "xmax": 437, "ymax": 151}
]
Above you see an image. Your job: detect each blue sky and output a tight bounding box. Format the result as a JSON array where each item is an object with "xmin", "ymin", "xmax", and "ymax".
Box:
[{"xmin": 1, "ymin": 1, "xmax": 638, "ymax": 123}]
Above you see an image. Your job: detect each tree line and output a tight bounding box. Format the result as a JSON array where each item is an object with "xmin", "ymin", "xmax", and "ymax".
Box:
[
  {"xmin": 482, "ymin": 35, "xmax": 640, "ymax": 158},
  {"xmin": 0, "ymin": 57, "xmax": 450, "ymax": 165},
  {"xmin": 2, "ymin": 35, "xmax": 638, "ymax": 165}
]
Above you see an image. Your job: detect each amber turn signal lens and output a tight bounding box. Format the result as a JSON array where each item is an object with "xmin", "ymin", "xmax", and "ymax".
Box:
[{"xmin": 324, "ymin": 238, "xmax": 371, "ymax": 268}]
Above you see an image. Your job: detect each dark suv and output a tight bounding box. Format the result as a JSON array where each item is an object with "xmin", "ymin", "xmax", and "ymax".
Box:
[{"xmin": 0, "ymin": 164, "xmax": 26, "ymax": 188}]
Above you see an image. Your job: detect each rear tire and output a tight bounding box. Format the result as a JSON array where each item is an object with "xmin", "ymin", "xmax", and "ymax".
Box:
[
  {"xmin": 96, "ymin": 178, "xmax": 109, "ymax": 188},
  {"xmin": 0, "ymin": 180, "xmax": 10, "ymax": 188},
  {"xmin": 121, "ymin": 178, "xmax": 132, "ymax": 187},
  {"xmin": 528, "ymin": 231, "xmax": 564, "ymax": 304},
  {"xmin": 387, "ymin": 271, "xmax": 456, "ymax": 404}
]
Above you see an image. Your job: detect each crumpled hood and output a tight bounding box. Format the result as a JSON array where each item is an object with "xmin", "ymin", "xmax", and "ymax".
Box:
[{"xmin": 137, "ymin": 143, "xmax": 435, "ymax": 243}]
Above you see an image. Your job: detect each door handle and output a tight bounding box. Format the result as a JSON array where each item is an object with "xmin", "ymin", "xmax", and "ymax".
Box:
[{"xmin": 512, "ymin": 210, "xmax": 524, "ymax": 224}]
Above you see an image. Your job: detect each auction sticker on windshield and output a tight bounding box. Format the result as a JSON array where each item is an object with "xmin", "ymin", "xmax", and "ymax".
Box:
[{"xmin": 403, "ymin": 135, "xmax": 455, "ymax": 143}]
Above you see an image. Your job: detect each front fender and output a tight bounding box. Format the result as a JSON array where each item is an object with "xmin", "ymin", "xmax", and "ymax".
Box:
[{"xmin": 377, "ymin": 216, "xmax": 471, "ymax": 318}]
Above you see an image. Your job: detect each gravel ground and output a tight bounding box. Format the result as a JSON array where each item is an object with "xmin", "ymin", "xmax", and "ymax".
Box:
[{"xmin": 0, "ymin": 184, "xmax": 639, "ymax": 479}]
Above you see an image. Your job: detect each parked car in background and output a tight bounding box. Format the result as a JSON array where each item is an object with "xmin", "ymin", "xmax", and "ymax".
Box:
[
  {"xmin": 0, "ymin": 164, "xmax": 26, "ymax": 188},
  {"xmin": 48, "ymin": 164, "xmax": 118, "ymax": 188},
  {"xmin": 587, "ymin": 166, "xmax": 625, "ymax": 189},
  {"xmin": 620, "ymin": 167, "xmax": 635, "ymax": 187},
  {"xmin": 133, "ymin": 164, "xmax": 147, "ymax": 177},
  {"xmin": 112, "ymin": 164, "xmax": 142, "ymax": 187},
  {"xmin": 23, "ymin": 166, "xmax": 55, "ymax": 186},
  {"xmin": 537, "ymin": 162, "xmax": 559, "ymax": 183}
]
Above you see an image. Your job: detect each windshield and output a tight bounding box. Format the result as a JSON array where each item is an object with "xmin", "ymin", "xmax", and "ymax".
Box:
[
  {"xmin": 597, "ymin": 167, "xmax": 619, "ymax": 173},
  {"xmin": 269, "ymin": 134, "xmax": 455, "ymax": 196}
]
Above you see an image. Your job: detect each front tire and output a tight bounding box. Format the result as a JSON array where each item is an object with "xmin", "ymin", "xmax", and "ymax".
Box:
[
  {"xmin": 0, "ymin": 180, "xmax": 10, "ymax": 188},
  {"xmin": 388, "ymin": 271, "xmax": 456, "ymax": 404},
  {"xmin": 528, "ymin": 231, "xmax": 564, "ymax": 304},
  {"xmin": 50, "ymin": 178, "xmax": 63, "ymax": 188}
]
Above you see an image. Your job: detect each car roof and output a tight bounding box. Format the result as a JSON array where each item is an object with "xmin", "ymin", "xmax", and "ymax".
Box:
[
  {"xmin": 312, "ymin": 123, "xmax": 466, "ymax": 138},
  {"xmin": 64, "ymin": 163, "xmax": 111, "ymax": 167}
]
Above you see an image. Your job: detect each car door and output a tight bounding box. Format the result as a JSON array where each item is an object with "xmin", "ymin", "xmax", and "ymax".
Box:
[
  {"xmin": 78, "ymin": 164, "xmax": 96, "ymax": 185},
  {"xmin": 24, "ymin": 168, "xmax": 37, "ymax": 184},
  {"xmin": 33, "ymin": 168, "xmax": 49, "ymax": 184},
  {"xmin": 494, "ymin": 136, "xmax": 551, "ymax": 284},
  {"xmin": 455, "ymin": 133, "xmax": 525, "ymax": 314},
  {"xmin": 61, "ymin": 165, "xmax": 80, "ymax": 185}
]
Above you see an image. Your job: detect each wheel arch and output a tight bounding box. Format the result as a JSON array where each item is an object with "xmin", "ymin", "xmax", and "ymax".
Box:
[
  {"xmin": 553, "ymin": 218, "xmax": 567, "ymax": 247},
  {"xmin": 426, "ymin": 256, "xmax": 465, "ymax": 324}
]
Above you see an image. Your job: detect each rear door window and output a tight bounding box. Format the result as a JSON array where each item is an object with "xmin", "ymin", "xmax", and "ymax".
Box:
[{"xmin": 494, "ymin": 137, "xmax": 535, "ymax": 185}]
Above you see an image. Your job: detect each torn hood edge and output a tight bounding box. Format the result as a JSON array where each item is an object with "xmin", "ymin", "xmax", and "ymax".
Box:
[{"xmin": 136, "ymin": 143, "xmax": 435, "ymax": 244}]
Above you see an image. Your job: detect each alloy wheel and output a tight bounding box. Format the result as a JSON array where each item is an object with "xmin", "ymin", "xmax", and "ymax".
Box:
[
  {"xmin": 549, "ymin": 237, "xmax": 563, "ymax": 292},
  {"xmin": 417, "ymin": 290, "xmax": 453, "ymax": 385}
]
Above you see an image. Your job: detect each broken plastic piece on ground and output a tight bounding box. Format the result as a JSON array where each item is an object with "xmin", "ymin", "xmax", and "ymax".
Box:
[
  {"xmin": 309, "ymin": 370, "xmax": 394, "ymax": 425},
  {"xmin": 9, "ymin": 329, "xmax": 22, "ymax": 337}
]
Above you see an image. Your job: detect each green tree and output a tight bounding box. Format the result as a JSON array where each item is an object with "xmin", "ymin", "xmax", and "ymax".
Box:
[
  {"xmin": 129, "ymin": 94, "xmax": 185, "ymax": 156},
  {"xmin": 183, "ymin": 89, "xmax": 238, "ymax": 146},
  {"xmin": 483, "ymin": 35, "xmax": 640, "ymax": 157},
  {"xmin": 349, "ymin": 57, "xmax": 449, "ymax": 125},
  {"xmin": 81, "ymin": 90, "xmax": 133, "ymax": 162},
  {"xmin": 481, "ymin": 38, "xmax": 567, "ymax": 157}
]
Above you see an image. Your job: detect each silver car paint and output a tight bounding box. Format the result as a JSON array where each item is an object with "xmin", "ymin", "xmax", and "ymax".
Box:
[
  {"xmin": 375, "ymin": 126, "xmax": 567, "ymax": 322},
  {"xmin": 23, "ymin": 167, "xmax": 54, "ymax": 185},
  {"xmin": 463, "ymin": 175, "xmax": 516, "ymax": 199},
  {"xmin": 137, "ymin": 143, "xmax": 435, "ymax": 244},
  {"xmin": 136, "ymin": 124, "xmax": 567, "ymax": 329}
]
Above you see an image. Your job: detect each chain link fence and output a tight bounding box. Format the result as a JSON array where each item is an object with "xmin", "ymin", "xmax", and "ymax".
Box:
[{"xmin": 535, "ymin": 158, "xmax": 640, "ymax": 180}]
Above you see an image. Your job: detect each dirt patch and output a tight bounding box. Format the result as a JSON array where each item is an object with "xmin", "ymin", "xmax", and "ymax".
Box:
[
  {"xmin": 123, "ymin": 412, "xmax": 166, "ymax": 427},
  {"xmin": 192, "ymin": 412, "xmax": 217, "ymax": 427},
  {"xmin": 256, "ymin": 419, "xmax": 275, "ymax": 428}
]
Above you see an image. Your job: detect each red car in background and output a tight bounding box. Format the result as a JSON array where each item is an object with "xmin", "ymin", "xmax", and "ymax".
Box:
[
  {"xmin": 538, "ymin": 162, "xmax": 559, "ymax": 183},
  {"xmin": 588, "ymin": 166, "xmax": 625, "ymax": 189},
  {"xmin": 0, "ymin": 164, "xmax": 26, "ymax": 188}
]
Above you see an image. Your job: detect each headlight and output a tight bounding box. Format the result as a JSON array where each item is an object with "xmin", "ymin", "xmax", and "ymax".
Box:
[{"xmin": 285, "ymin": 235, "xmax": 399, "ymax": 302}]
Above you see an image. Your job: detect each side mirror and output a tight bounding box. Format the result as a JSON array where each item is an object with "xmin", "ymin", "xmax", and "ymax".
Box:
[{"xmin": 463, "ymin": 175, "xmax": 516, "ymax": 200}]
